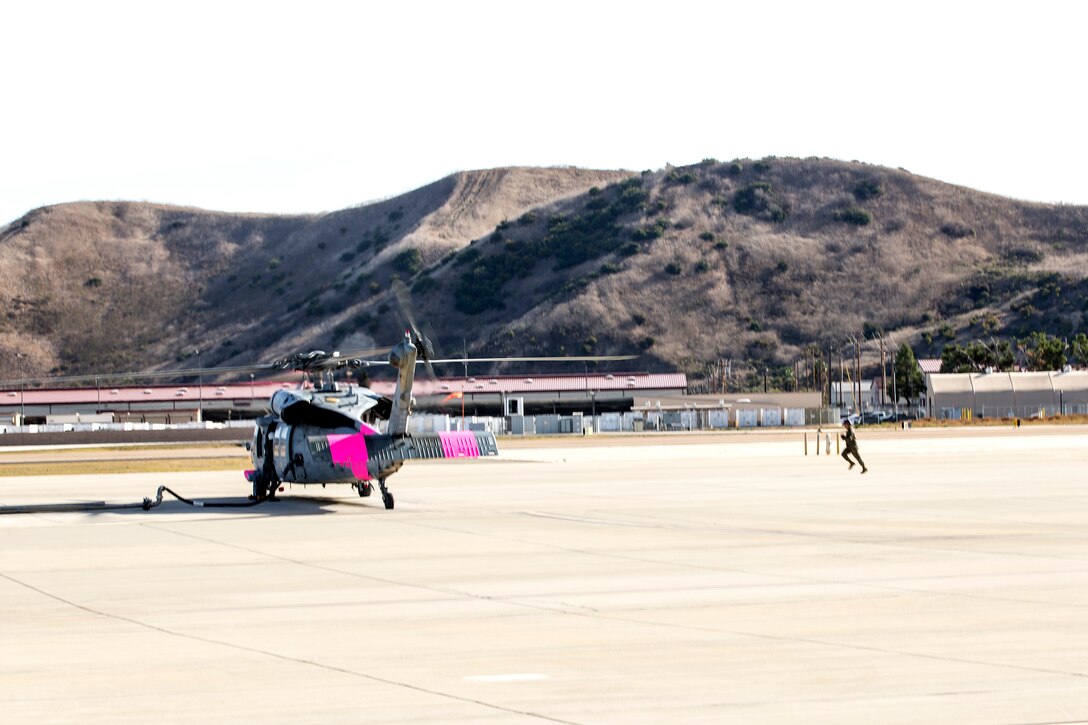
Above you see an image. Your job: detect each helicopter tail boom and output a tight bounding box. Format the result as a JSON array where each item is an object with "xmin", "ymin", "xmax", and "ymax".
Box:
[{"xmin": 328, "ymin": 430, "xmax": 498, "ymax": 481}]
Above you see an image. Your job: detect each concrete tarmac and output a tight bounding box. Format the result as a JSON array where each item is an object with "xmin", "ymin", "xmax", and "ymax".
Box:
[{"xmin": 2, "ymin": 427, "xmax": 1088, "ymax": 723}]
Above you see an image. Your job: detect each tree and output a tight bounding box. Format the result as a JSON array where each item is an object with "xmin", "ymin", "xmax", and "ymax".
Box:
[
  {"xmin": 940, "ymin": 343, "xmax": 978, "ymax": 373},
  {"xmin": 1020, "ymin": 331, "xmax": 1067, "ymax": 371},
  {"xmin": 984, "ymin": 339, "xmax": 1016, "ymax": 371},
  {"xmin": 892, "ymin": 343, "xmax": 925, "ymax": 407},
  {"xmin": 940, "ymin": 339, "xmax": 1015, "ymax": 373},
  {"xmin": 1072, "ymin": 333, "xmax": 1088, "ymax": 367}
]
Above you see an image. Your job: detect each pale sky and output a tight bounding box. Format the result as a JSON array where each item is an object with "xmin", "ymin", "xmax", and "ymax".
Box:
[{"xmin": 2, "ymin": 0, "xmax": 1085, "ymax": 227}]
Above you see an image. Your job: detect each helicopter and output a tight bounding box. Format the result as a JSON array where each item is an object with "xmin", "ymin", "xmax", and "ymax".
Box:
[
  {"xmin": 0, "ymin": 294, "xmax": 635, "ymax": 510},
  {"xmin": 243, "ymin": 318, "xmax": 635, "ymax": 509},
  {"xmin": 234, "ymin": 279, "xmax": 636, "ymax": 509}
]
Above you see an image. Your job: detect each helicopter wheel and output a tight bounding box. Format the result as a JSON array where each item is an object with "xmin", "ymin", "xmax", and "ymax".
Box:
[
  {"xmin": 355, "ymin": 481, "xmax": 372, "ymax": 498},
  {"xmin": 376, "ymin": 477, "xmax": 394, "ymax": 510}
]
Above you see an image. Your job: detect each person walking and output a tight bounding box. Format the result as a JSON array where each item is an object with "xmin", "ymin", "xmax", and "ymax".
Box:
[{"xmin": 841, "ymin": 420, "xmax": 868, "ymax": 473}]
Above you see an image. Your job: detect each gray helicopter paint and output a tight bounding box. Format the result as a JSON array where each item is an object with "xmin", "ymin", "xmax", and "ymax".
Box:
[
  {"xmin": 261, "ymin": 423, "xmax": 498, "ymax": 485},
  {"xmin": 385, "ymin": 336, "xmax": 417, "ymax": 436}
]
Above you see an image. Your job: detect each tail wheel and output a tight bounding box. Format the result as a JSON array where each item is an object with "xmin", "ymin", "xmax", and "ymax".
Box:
[{"xmin": 377, "ymin": 476, "xmax": 394, "ymax": 509}]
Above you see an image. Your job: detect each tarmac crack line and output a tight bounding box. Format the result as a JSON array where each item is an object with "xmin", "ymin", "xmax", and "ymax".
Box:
[
  {"xmin": 391, "ymin": 516, "xmax": 1088, "ymax": 613},
  {"xmin": 138, "ymin": 521, "xmax": 598, "ymax": 617},
  {"xmin": 0, "ymin": 569, "xmax": 581, "ymax": 725},
  {"xmin": 377, "ymin": 518, "xmax": 1088, "ymax": 680},
  {"xmin": 137, "ymin": 523, "xmax": 1088, "ymax": 690}
]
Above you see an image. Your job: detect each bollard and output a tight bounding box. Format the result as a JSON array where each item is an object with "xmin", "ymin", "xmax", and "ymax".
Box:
[
  {"xmin": 815, "ymin": 428, "xmax": 822, "ymax": 455},
  {"xmin": 804, "ymin": 433, "xmax": 808, "ymax": 456}
]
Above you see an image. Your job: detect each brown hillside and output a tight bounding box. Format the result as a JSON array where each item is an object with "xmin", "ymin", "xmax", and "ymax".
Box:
[
  {"xmin": 0, "ymin": 167, "xmax": 631, "ymax": 379},
  {"xmin": 372, "ymin": 158, "xmax": 1088, "ymax": 387},
  {"xmin": 2, "ymin": 159, "xmax": 1086, "ymax": 390}
]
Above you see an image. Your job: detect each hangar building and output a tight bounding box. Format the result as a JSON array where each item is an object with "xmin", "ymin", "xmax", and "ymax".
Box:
[{"xmin": 926, "ymin": 369, "xmax": 1088, "ymax": 419}]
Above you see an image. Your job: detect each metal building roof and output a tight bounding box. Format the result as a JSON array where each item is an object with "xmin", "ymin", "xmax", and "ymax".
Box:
[{"xmin": 1, "ymin": 373, "xmax": 687, "ymax": 406}]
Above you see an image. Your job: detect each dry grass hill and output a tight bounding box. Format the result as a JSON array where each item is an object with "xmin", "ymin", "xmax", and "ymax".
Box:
[{"xmin": 2, "ymin": 158, "xmax": 1086, "ymax": 389}]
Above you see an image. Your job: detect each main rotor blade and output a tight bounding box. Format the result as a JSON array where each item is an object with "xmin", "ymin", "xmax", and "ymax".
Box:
[
  {"xmin": 392, "ymin": 279, "xmax": 419, "ymax": 335},
  {"xmin": 0, "ymin": 362, "xmax": 284, "ymax": 388},
  {"xmin": 352, "ymin": 354, "xmax": 639, "ymax": 369},
  {"xmin": 0, "ymin": 346, "xmax": 397, "ymax": 388},
  {"xmin": 426, "ymin": 355, "xmax": 639, "ymax": 364}
]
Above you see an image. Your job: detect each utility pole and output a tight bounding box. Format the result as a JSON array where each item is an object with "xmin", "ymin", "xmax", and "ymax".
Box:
[
  {"xmin": 196, "ymin": 349, "xmax": 203, "ymax": 424},
  {"xmin": 826, "ymin": 342, "xmax": 834, "ymax": 410},
  {"xmin": 878, "ymin": 335, "xmax": 887, "ymax": 409},
  {"xmin": 839, "ymin": 345, "xmax": 845, "ymax": 412},
  {"xmin": 855, "ymin": 337, "xmax": 862, "ymax": 415},
  {"xmin": 887, "ymin": 333, "xmax": 901, "ymax": 419}
]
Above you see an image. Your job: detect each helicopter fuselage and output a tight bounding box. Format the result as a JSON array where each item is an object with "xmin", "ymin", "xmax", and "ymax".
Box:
[
  {"xmin": 248, "ymin": 418, "xmax": 497, "ymax": 488},
  {"xmin": 244, "ymin": 336, "xmax": 498, "ymax": 509}
]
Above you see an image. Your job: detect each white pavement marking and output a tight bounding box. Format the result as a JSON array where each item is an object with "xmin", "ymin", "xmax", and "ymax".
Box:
[{"xmin": 464, "ymin": 673, "xmax": 549, "ymax": 683}]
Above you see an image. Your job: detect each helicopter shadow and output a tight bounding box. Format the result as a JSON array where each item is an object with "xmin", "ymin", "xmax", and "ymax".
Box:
[{"xmin": 83, "ymin": 494, "xmax": 386, "ymax": 518}]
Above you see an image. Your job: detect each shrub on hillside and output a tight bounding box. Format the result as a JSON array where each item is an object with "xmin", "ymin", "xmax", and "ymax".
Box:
[
  {"xmin": 666, "ymin": 170, "xmax": 697, "ymax": 185},
  {"xmin": 852, "ymin": 179, "xmax": 883, "ymax": 201},
  {"xmin": 632, "ymin": 219, "xmax": 670, "ymax": 242},
  {"xmin": 393, "ymin": 248, "xmax": 423, "ymax": 276},
  {"xmin": 941, "ymin": 222, "xmax": 975, "ymax": 239},
  {"xmin": 733, "ymin": 183, "xmax": 790, "ymax": 223},
  {"xmin": 411, "ymin": 275, "xmax": 438, "ymax": 294},
  {"xmin": 834, "ymin": 206, "xmax": 872, "ymax": 226},
  {"xmin": 454, "ymin": 247, "xmax": 481, "ymax": 266},
  {"xmin": 1002, "ymin": 248, "xmax": 1043, "ymax": 265}
]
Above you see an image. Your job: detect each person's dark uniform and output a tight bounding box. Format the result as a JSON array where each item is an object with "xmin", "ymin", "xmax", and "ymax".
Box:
[{"xmin": 841, "ymin": 420, "xmax": 868, "ymax": 473}]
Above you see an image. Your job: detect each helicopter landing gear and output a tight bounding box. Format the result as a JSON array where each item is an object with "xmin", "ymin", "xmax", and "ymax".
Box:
[
  {"xmin": 251, "ymin": 471, "xmax": 278, "ymax": 501},
  {"xmin": 377, "ymin": 477, "xmax": 394, "ymax": 510},
  {"xmin": 354, "ymin": 481, "xmax": 372, "ymax": 498}
]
